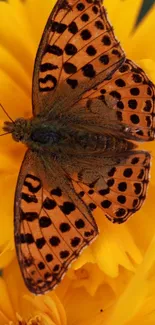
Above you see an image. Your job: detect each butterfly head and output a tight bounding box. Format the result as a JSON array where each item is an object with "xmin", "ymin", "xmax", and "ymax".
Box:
[{"xmin": 3, "ymin": 118, "xmax": 29, "ymax": 142}]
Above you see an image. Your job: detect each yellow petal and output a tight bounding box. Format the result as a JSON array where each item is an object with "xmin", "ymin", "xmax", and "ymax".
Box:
[
  {"xmin": 0, "ymin": 243, "xmax": 14, "ymax": 269},
  {"xmin": 105, "ymin": 0, "xmax": 155, "ymax": 61},
  {"xmin": 107, "ymin": 235, "xmax": 155, "ymax": 325},
  {"xmin": 68, "ymin": 263, "xmax": 105, "ymax": 296},
  {"xmin": 0, "ymin": 278, "xmax": 15, "ymax": 322}
]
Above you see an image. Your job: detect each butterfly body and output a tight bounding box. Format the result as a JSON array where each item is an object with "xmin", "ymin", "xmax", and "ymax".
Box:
[
  {"xmin": 3, "ymin": 0, "xmax": 155, "ymax": 294},
  {"xmin": 4, "ymin": 115, "xmax": 135, "ymax": 157}
]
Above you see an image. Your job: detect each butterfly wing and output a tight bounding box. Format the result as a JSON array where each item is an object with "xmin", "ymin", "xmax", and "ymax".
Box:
[
  {"xmin": 32, "ymin": 0, "xmax": 155, "ymax": 141},
  {"xmin": 14, "ymin": 148, "xmax": 150, "ymax": 294},
  {"xmin": 67, "ymin": 150, "xmax": 151, "ymax": 223},
  {"xmin": 102, "ymin": 59, "xmax": 155, "ymax": 141},
  {"xmin": 32, "ymin": 0, "xmax": 125, "ymax": 115},
  {"xmin": 14, "ymin": 150, "xmax": 98, "ymax": 294}
]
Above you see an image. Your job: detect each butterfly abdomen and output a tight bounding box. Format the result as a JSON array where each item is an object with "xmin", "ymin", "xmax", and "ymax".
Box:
[{"xmin": 60, "ymin": 129, "xmax": 135, "ymax": 154}]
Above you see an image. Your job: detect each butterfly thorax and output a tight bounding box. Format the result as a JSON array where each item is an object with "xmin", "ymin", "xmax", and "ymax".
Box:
[
  {"xmin": 3, "ymin": 117, "xmax": 61, "ymax": 149},
  {"xmin": 3, "ymin": 117, "xmax": 134, "ymax": 154}
]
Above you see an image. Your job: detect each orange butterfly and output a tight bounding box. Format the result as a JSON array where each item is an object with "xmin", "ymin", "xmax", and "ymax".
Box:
[{"xmin": 3, "ymin": 0, "xmax": 155, "ymax": 294}]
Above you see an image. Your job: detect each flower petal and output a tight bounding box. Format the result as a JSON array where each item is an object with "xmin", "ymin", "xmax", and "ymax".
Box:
[
  {"xmin": 107, "ymin": 235, "xmax": 155, "ymax": 325},
  {"xmin": 0, "ymin": 277, "xmax": 15, "ymax": 322},
  {"xmin": 105, "ymin": 0, "xmax": 155, "ymax": 62}
]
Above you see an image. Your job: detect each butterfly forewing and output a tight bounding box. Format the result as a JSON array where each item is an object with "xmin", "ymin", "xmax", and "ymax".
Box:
[
  {"xmin": 15, "ymin": 150, "xmax": 98, "ymax": 294},
  {"xmin": 32, "ymin": 0, "xmax": 125, "ymax": 115}
]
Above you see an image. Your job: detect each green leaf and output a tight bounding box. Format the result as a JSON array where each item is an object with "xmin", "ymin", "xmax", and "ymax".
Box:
[{"xmin": 134, "ymin": 0, "xmax": 155, "ymax": 29}]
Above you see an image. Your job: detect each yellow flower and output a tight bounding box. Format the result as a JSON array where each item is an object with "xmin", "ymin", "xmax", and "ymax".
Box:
[
  {"xmin": 59, "ymin": 235, "xmax": 155, "ymax": 325},
  {"xmin": 0, "ymin": 0, "xmax": 155, "ymax": 324}
]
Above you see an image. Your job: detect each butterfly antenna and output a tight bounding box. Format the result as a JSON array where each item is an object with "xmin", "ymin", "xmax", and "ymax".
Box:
[
  {"xmin": 0, "ymin": 104, "xmax": 14, "ymax": 123},
  {"xmin": 0, "ymin": 132, "xmax": 12, "ymax": 137}
]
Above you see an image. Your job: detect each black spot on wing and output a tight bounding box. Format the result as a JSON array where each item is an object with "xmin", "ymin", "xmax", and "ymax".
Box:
[
  {"xmin": 21, "ymin": 233, "xmax": 34, "ymax": 244},
  {"xmin": 46, "ymin": 254, "xmax": 53, "ymax": 262},
  {"xmin": 86, "ymin": 45, "xmax": 97, "ymax": 56},
  {"xmin": 128, "ymin": 99, "xmax": 138, "ymax": 109},
  {"xmin": 21, "ymin": 211, "xmax": 39, "ymax": 222},
  {"xmin": 53, "ymin": 264, "xmax": 60, "ymax": 272},
  {"xmin": 95, "ymin": 20, "xmax": 104, "ymax": 30},
  {"xmin": 21, "ymin": 192, "xmax": 38, "ymax": 203},
  {"xmin": 99, "ymin": 54, "xmax": 109, "ymax": 65},
  {"xmin": 60, "ymin": 202, "xmax": 75, "ymax": 215},
  {"xmin": 24, "ymin": 174, "xmax": 41, "ymax": 194},
  {"xmin": 45, "ymin": 44, "xmax": 63, "ymax": 56},
  {"xmin": 39, "ymin": 216, "xmax": 52, "ymax": 228},
  {"xmin": 51, "ymin": 187, "xmax": 62, "ymax": 197},
  {"xmin": 82, "ymin": 64, "xmax": 96, "ymax": 78},
  {"xmin": 60, "ymin": 250, "xmax": 70, "ymax": 259},
  {"xmin": 36, "ymin": 237, "xmax": 46, "ymax": 249},
  {"xmin": 80, "ymin": 29, "xmax": 91, "ymax": 40},
  {"xmin": 134, "ymin": 183, "xmax": 142, "ymax": 195},
  {"xmin": 49, "ymin": 236, "xmax": 60, "ymax": 246},
  {"xmin": 65, "ymin": 43, "xmax": 77, "ymax": 55},
  {"xmin": 51, "ymin": 21, "xmax": 67, "ymax": 33},
  {"xmin": 82, "ymin": 13, "xmax": 90, "ymax": 22},
  {"xmin": 75, "ymin": 219, "xmax": 85, "ymax": 229},
  {"xmin": 63, "ymin": 62, "xmax": 77, "ymax": 74},
  {"xmin": 39, "ymin": 75, "xmax": 57, "ymax": 91},
  {"xmin": 77, "ymin": 2, "xmax": 85, "ymax": 11},
  {"xmin": 60, "ymin": 222, "xmax": 71, "ymax": 232},
  {"xmin": 101, "ymin": 200, "xmax": 112, "ymax": 208},
  {"xmin": 38, "ymin": 262, "xmax": 45, "ymax": 270},
  {"xmin": 66, "ymin": 78, "xmax": 78, "ymax": 89},
  {"xmin": 71, "ymin": 237, "xmax": 81, "ymax": 247},
  {"xmin": 102, "ymin": 35, "xmax": 111, "ymax": 46},
  {"xmin": 40, "ymin": 63, "xmax": 58, "ymax": 72},
  {"xmin": 130, "ymin": 88, "xmax": 140, "ymax": 96},
  {"xmin": 99, "ymin": 188, "xmax": 110, "ymax": 196},
  {"xmin": 112, "ymin": 49, "xmax": 121, "ymax": 58},
  {"xmin": 68, "ymin": 21, "xmax": 78, "ymax": 34},
  {"xmin": 115, "ymin": 208, "xmax": 126, "ymax": 217},
  {"xmin": 43, "ymin": 198, "xmax": 56, "ymax": 210}
]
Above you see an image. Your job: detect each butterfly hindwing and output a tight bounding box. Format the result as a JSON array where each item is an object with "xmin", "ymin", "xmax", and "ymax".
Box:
[
  {"xmin": 32, "ymin": 0, "xmax": 125, "ymax": 115},
  {"xmin": 14, "ymin": 150, "xmax": 98, "ymax": 294}
]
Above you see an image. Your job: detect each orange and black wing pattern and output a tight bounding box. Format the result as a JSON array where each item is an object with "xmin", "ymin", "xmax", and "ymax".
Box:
[
  {"xmin": 69, "ymin": 59, "xmax": 155, "ymax": 142},
  {"xmin": 32, "ymin": 0, "xmax": 125, "ymax": 115},
  {"xmin": 71, "ymin": 151, "xmax": 151, "ymax": 224},
  {"xmin": 14, "ymin": 150, "xmax": 98, "ymax": 294}
]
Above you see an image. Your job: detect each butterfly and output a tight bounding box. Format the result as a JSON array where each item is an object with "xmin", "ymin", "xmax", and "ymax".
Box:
[{"xmin": 3, "ymin": 0, "xmax": 155, "ymax": 295}]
